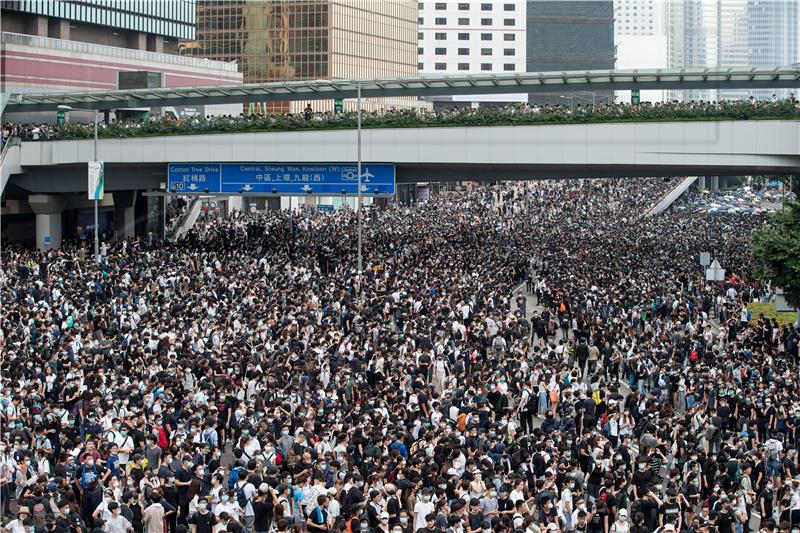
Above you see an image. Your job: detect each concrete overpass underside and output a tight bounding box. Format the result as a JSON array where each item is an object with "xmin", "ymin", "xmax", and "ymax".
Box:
[{"xmin": 4, "ymin": 119, "xmax": 800, "ymax": 198}]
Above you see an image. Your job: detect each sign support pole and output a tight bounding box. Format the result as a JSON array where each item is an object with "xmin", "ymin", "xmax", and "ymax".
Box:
[
  {"xmin": 357, "ymin": 83, "xmax": 363, "ymax": 273},
  {"xmin": 93, "ymin": 108, "xmax": 99, "ymax": 265}
]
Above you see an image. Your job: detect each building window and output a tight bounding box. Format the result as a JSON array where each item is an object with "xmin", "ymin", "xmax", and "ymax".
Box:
[
  {"xmin": 504, "ymin": 18, "xmax": 515, "ymax": 26},
  {"xmin": 435, "ymin": 47, "xmax": 446, "ymax": 55},
  {"xmin": 481, "ymin": 63, "xmax": 492, "ymax": 70},
  {"xmin": 458, "ymin": 17, "xmax": 469, "ymax": 25},
  {"xmin": 418, "ymin": 1, "xmax": 424, "ymax": 8},
  {"xmin": 435, "ymin": 62, "xmax": 447, "ymax": 70},
  {"xmin": 504, "ymin": 33, "xmax": 515, "ymax": 41},
  {"xmin": 504, "ymin": 3, "xmax": 515, "ymax": 10},
  {"xmin": 435, "ymin": 2, "xmax": 446, "ymax": 9},
  {"xmin": 419, "ymin": 17, "xmax": 424, "ymax": 24},
  {"xmin": 458, "ymin": 32, "xmax": 469, "ymax": 40},
  {"xmin": 418, "ymin": 62, "xmax": 424, "ymax": 70},
  {"xmin": 481, "ymin": 3, "xmax": 492, "ymax": 10},
  {"xmin": 481, "ymin": 17, "xmax": 492, "ymax": 25},
  {"xmin": 458, "ymin": 62, "xmax": 469, "ymax": 70},
  {"xmin": 458, "ymin": 47, "xmax": 469, "ymax": 55},
  {"xmin": 504, "ymin": 48, "xmax": 515, "ymax": 56},
  {"xmin": 418, "ymin": 32, "xmax": 424, "ymax": 40},
  {"xmin": 458, "ymin": 2, "xmax": 469, "ymax": 9},
  {"xmin": 481, "ymin": 48, "xmax": 492, "ymax": 56},
  {"xmin": 481, "ymin": 33, "xmax": 492, "ymax": 40},
  {"xmin": 435, "ymin": 32, "xmax": 446, "ymax": 40},
  {"xmin": 504, "ymin": 63, "xmax": 515, "ymax": 71},
  {"xmin": 435, "ymin": 17, "xmax": 446, "ymax": 25},
  {"xmin": 418, "ymin": 47, "xmax": 424, "ymax": 54}
]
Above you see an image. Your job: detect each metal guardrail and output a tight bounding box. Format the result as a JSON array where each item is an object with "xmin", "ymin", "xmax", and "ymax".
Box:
[{"xmin": 1, "ymin": 31, "xmax": 238, "ymax": 72}]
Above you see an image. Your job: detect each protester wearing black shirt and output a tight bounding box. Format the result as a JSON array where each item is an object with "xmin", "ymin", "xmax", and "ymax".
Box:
[{"xmin": 189, "ymin": 497, "xmax": 216, "ymax": 533}]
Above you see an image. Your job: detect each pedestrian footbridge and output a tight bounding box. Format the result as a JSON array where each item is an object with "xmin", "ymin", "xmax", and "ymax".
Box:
[{"xmin": 4, "ymin": 119, "xmax": 800, "ymax": 195}]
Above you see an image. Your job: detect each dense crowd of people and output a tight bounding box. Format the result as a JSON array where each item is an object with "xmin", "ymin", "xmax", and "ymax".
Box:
[
  {"xmin": 3, "ymin": 96, "xmax": 799, "ymax": 143},
  {"xmin": 1, "ymin": 178, "xmax": 799, "ymax": 533}
]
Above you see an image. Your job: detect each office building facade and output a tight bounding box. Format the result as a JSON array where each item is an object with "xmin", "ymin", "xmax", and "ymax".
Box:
[
  {"xmin": 614, "ymin": 0, "xmax": 667, "ymax": 103},
  {"xmin": 0, "ymin": 0, "xmax": 240, "ymax": 119},
  {"xmin": 746, "ymin": 0, "xmax": 798, "ymax": 99},
  {"xmin": 417, "ymin": 0, "xmax": 526, "ymax": 104},
  {"xmin": 188, "ymin": 0, "xmax": 420, "ymax": 113},
  {"xmin": 1, "ymin": 0, "xmax": 196, "ymax": 52},
  {"xmin": 526, "ymin": 0, "xmax": 615, "ymax": 104},
  {"xmin": 666, "ymin": 0, "xmax": 798, "ymax": 102}
]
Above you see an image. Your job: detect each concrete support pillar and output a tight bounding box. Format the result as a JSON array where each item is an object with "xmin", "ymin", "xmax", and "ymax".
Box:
[
  {"xmin": 49, "ymin": 18, "xmax": 70, "ymax": 40},
  {"xmin": 114, "ymin": 190, "xmax": 136, "ymax": 239},
  {"xmin": 147, "ymin": 34, "xmax": 164, "ymax": 53},
  {"xmin": 114, "ymin": 206, "xmax": 135, "ymax": 239},
  {"xmin": 26, "ymin": 15, "xmax": 48, "ymax": 37},
  {"xmin": 36, "ymin": 214, "xmax": 62, "ymax": 251},
  {"xmin": 228, "ymin": 195, "xmax": 243, "ymax": 213},
  {"xmin": 29, "ymin": 195, "xmax": 66, "ymax": 251},
  {"xmin": 697, "ymin": 176, "xmax": 706, "ymax": 190},
  {"xmin": 127, "ymin": 32, "xmax": 147, "ymax": 50},
  {"xmin": 710, "ymin": 176, "xmax": 720, "ymax": 193}
]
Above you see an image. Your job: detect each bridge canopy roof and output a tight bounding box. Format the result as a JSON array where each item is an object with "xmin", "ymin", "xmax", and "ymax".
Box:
[{"xmin": 5, "ymin": 66, "xmax": 800, "ymax": 112}]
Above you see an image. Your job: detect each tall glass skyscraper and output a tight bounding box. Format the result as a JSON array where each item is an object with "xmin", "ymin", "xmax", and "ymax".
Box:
[
  {"xmin": 747, "ymin": 0, "xmax": 798, "ymax": 99},
  {"xmin": 525, "ymin": 0, "xmax": 615, "ymax": 104},
  {"xmin": 667, "ymin": 0, "xmax": 798, "ymax": 102},
  {"xmin": 186, "ymin": 0, "xmax": 419, "ymax": 113}
]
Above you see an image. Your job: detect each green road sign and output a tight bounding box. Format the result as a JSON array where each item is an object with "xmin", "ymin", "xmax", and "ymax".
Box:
[
  {"xmin": 631, "ymin": 89, "xmax": 640, "ymax": 104},
  {"xmin": 334, "ymin": 98, "xmax": 344, "ymax": 113}
]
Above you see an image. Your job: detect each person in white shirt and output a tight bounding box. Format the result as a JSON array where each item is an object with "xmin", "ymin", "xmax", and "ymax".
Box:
[
  {"xmin": 213, "ymin": 491, "xmax": 242, "ymax": 521},
  {"xmin": 413, "ymin": 489, "xmax": 435, "ymax": 531},
  {"xmin": 326, "ymin": 487, "xmax": 341, "ymax": 525},
  {"xmin": 104, "ymin": 502, "xmax": 132, "ymax": 533},
  {"xmin": 93, "ymin": 489, "xmax": 117, "ymax": 524},
  {"xmin": 111, "ymin": 429, "xmax": 134, "ymax": 468}
]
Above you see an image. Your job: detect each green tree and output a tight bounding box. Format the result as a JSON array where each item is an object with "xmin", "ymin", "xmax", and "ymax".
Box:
[{"xmin": 751, "ymin": 201, "xmax": 800, "ymax": 322}]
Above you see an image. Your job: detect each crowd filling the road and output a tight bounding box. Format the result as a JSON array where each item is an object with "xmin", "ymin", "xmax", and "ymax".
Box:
[
  {"xmin": 2, "ymin": 177, "xmax": 799, "ymax": 533},
  {"xmin": 2, "ymin": 96, "xmax": 799, "ymax": 143}
]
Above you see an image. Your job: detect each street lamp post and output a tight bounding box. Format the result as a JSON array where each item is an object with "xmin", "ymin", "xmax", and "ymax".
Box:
[
  {"xmin": 357, "ymin": 83, "xmax": 363, "ymax": 273},
  {"xmin": 59, "ymin": 105, "xmax": 100, "ymax": 264}
]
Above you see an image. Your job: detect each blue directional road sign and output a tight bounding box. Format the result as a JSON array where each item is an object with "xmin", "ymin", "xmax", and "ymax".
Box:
[{"xmin": 167, "ymin": 162, "xmax": 395, "ymax": 195}]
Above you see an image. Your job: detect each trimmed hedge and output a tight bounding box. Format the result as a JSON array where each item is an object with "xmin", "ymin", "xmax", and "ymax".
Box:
[{"xmin": 52, "ymin": 100, "xmax": 800, "ymax": 141}]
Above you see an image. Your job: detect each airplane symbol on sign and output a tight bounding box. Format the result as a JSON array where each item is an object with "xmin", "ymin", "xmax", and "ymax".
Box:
[
  {"xmin": 241, "ymin": 184, "xmax": 254, "ymax": 192},
  {"xmin": 302, "ymin": 184, "xmax": 313, "ymax": 193},
  {"xmin": 187, "ymin": 183, "xmax": 198, "ymax": 191}
]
